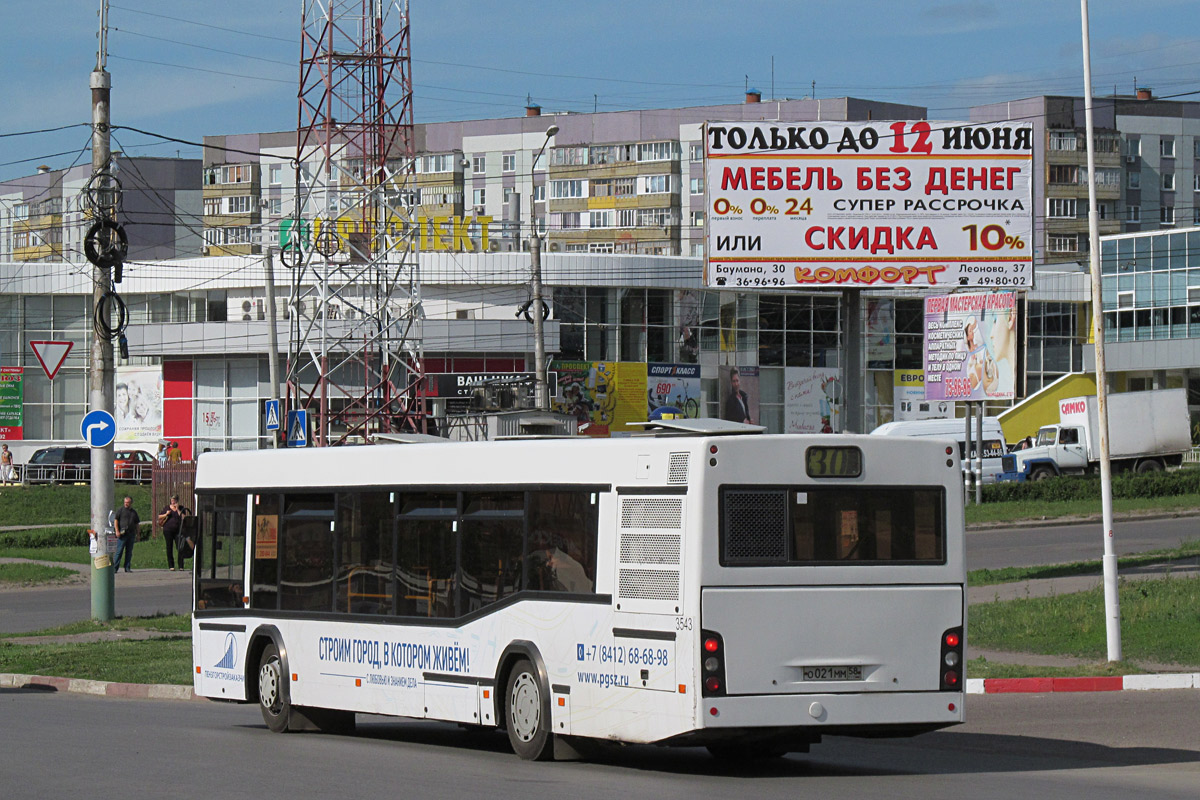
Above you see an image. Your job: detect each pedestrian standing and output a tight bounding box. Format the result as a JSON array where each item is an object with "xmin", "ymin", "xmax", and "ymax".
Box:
[
  {"xmin": 167, "ymin": 441, "xmax": 183, "ymax": 464},
  {"xmin": 156, "ymin": 442, "xmax": 167, "ymax": 467},
  {"xmin": 112, "ymin": 495, "xmax": 141, "ymax": 573},
  {"xmin": 0, "ymin": 444, "xmax": 14, "ymax": 485},
  {"xmin": 156, "ymin": 494, "xmax": 189, "ymax": 571}
]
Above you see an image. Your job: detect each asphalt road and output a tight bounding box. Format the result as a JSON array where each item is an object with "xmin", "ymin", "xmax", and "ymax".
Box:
[
  {"xmin": 1, "ymin": 689, "xmax": 1197, "ymax": 799},
  {"xmin": 965, "ymin": 515, "xmax": 1199, "ymax": 572}
]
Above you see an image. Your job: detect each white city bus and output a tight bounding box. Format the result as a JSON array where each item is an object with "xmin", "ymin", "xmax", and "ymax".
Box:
[{"xmin": 190, "ymin": 420, "xmax": 966, "ymax": 760}]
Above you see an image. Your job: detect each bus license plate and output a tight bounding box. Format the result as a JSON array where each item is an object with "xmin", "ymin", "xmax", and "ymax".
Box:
[{"xmin": 802, "ymin": 665, "xmax": 863, "ymax": 681}]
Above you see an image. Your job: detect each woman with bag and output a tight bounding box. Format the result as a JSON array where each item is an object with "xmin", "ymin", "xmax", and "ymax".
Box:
[{"xmin": 156, "ymin": 495, "xmax": 190, "ymax": 571}]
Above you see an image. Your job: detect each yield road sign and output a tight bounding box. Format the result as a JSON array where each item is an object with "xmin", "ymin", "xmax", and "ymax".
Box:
[
  {"xmin": 265, "ymin": 399, "xmax": 281, "ymax": 431},
  {"xmin": 81, "ymin": 409, "xmax": 117, "ymax": 448},
  {"xmin": 286, "ymin": 410, "xmax": 308, "ymax": 447},
  {"xmin": 30, "ymin": 340, "xmax": 73, "ymax": 380}
]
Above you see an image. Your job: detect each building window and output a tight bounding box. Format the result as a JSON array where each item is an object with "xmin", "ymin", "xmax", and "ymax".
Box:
[
  {"xmin": 637, "ymin": 207, "xmax": 677, "ymax": 227},
  {"xmin": 689, "ymin": 143, "xmax": 704, "ymax": 161},
  {"xmin": 589, "ymin": 209, "xmax": 613, "ymax": 228},
  {"xmin": 612, "ymin": 177, "xmax": 635, "ymax": 197},
  {"xmin": 1126, "ymin": 137, "xmax": 1141, "ymax": 157},
  {"xmin": 589, "ymin": 146, "xmax": 615, "ymax": 165},
  {"xmin": 1081, "ymin": 167, "xmax": 1120, "ymax": 187},
  {"xmin": 423, "ymin": 154, "xmax": 451, "ymax": 173},
  {"xmin": 226, "ymin": 196, "xmax": 253, "ymax": 214},
  {"xmin": 1048, "ymin": 131, "xmax": 1077, "ymax": 151},
  {"xmin": 637, "ymin": 141, "xmax": 679, "ymax": 162},
  {"xmin": 533, "ymin": 184, "xmax": 545, "ymax": 202},
  {"xmin": 550, "ymin": 180, "xmax": 584, "ymax": 199},
  {"xmin": 1048, "ymin": 164, "xmax": 1078, "ymax": 184},
  {"xmin": 551, "ymin": 147, "xmax": 588, "ymax": 167},
  {"xmin": 1126, "ymin": 205, "xmax": 1140, "ymax": 222},
  {"xmin": 617, "ymin": 208, "xmax": 636, "ymax": 227},
  {"xmin": 1160, "ymin": 206, "xmax": 1175, "ymax": 225},
  {"xmin": 502, "ymin": 154, "xmax": 515, "ymax": 172},
  {"xmin": 1127, "ymin": 172, "xmax": 1141, "ymax": 190},
  {"xmin": 472, "ymin": 155, "xmax": 485, "ymax": 173},
  {"xmin": 565, "ymin": 243, "xmax": 588, "ymax": 253},
  {"xmin": 221, "ymin": 165, "xmax": 251, "ymax": 184},
  {"xmin": 1047, "ymin": 198, "xmax": 1077, "ymax": 219},
  {"xmin": 689, "ymin": 177, "xmax": 704, "ymax": 194},
  {"xmin": 640, "ymin": 174, "xmax": 676, "ymax": 194},
  {"xmin": 1048, "ymin": 235, "xmax": 1077, "ymax": 253},
  {"xmin": 1162, "ymin": 173, "xmax": 1175, "ymax": 192},
  {"xmin": 268, "ymin": 198, "xmax": 282, "ymax": 216},
  {"xmin": 203, "ymin": 198, "xmax": 221, "ymax": 216},
  {"xmin": 690, "ymin": 210, "xmax": 705, "ymax": 228},
  {"xmin": 588, "ymin": 242, "xmax": 614, "ymax": 254},
  {"xmin": 1194, "ymin": 207, "xmax": 1200, "ymax": 225},
  {"xmin": 269, "ymin": 164, "xmax": 282, "ymax": 185},
  {"xmin": 1160, "ymin": 138, "xmax": 1175, "ymax": 158},
  {"xmin": 472, "ymin": 188, "xmax": 485, "ymax": 207}
]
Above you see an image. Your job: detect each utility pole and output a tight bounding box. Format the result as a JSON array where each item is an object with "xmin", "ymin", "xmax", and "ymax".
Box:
[
  {"xmin": 265, "ymin": 250, "xmax": 281, "ymax": 448},
  {"xmin": 89, "ymin": 0, "xmax": 115, "ymax": 621},
  {"xmin": 529, "ymin": 125, "xmax": 558, "ymax": 410}
]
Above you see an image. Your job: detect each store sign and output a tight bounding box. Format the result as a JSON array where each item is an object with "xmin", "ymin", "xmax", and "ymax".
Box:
[
  {"xmin": 0, "ymin": 367, "xmax": 23, "ymax": 440},
  {"xmin": 418, "ymin": 372, "xmax": 558, "ymax": 399},
  {"xmin": 705, "ymin": 121, "xmax": 1034, "ymax": 289},
  {"xmin": 281, "ymin": 214, "xmax": 495, "ymax": 254},
  {"xmin": 923, "ymin": 292, "xmax": 1017, "ymax": 401}
]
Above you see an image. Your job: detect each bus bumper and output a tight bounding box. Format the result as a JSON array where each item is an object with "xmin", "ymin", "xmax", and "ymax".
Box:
[{"xmin": 697, "ymin": 691, "xmax": 964, "ymax": 733}]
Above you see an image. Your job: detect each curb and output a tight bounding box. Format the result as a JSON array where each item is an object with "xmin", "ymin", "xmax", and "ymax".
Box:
[
  {"xmin": 966, "ymin": 508, "xmax": 1200, "ymax": 531},
  {"xmin": 965, "ymin": 672, "xmax": 1200, "ymax": 694},
  {"xmin": 0, "ymin": 673, "xmax": 199, "ymax": 701}
]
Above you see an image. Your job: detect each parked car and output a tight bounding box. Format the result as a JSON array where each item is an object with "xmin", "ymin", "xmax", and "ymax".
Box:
[
  {"xmin": 114, "ymin": 449, "xmax": 155, "ymax": 483},
  {"xmin": 25, "ymin": 446, "xmax": 91, "ymax": 484}
]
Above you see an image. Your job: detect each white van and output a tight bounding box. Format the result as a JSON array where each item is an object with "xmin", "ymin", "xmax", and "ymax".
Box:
[{"xmin": 870, "ymin": 417, "xmax": 1007, "ymax": 484}]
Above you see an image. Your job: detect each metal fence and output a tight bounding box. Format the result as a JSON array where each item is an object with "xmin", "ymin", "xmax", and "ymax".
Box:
[{"xmin": 152, "ymin": 462, "xmax": 197, "ymax": 534}]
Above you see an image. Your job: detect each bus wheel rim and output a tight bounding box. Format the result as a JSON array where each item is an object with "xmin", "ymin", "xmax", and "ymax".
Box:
[
  {"xmin": 510, "ymin": 672, "xmax": 540, "ymax": 742},
  {"xmin": 259, "ymin": 660, "xmax": 280, "ymax": 712}
]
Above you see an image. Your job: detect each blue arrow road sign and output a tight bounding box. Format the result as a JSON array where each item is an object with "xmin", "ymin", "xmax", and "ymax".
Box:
[
  {"xmin": 81, "ymin": 409, "xmax": 117, "ymax": 448},
  {"xmin": 286, "ymin": 410, "xmax": 308, "ymax": 447},
  {"xmin": 265, "ymin": 399, "xmax": 281, "ymax": 431}
]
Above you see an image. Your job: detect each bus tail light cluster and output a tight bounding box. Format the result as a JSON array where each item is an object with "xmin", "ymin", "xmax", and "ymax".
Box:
[
  {"xmin": 700, "ymin": 629, "xmax": 726, "ymax": 697},
  {"xmin": 940, "ymin": 627, "xmax": 964, "ymax": 690}
]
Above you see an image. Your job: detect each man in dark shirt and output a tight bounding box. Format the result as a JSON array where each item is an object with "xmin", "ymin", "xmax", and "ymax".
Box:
[{"xmin": 112, "ymin": 496, "xmax": 140, "ymax": 574}]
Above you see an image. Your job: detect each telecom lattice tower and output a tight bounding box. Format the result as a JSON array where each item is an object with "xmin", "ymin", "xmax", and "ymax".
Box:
[{"xmin": 286, "ymin": 0, "xmax": 422, "ymax": 445}]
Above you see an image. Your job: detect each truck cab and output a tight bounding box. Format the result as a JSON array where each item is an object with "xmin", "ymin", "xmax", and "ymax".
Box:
[{"xmin": 1008, "ymin": 424, "xmax": 1090, "ymax": 480}]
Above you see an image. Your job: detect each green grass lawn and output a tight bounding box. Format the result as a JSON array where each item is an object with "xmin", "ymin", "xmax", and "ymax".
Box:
[
  {"xmin": 0, "ymin": 484, "xmax": 153, "ymax": 527},
  {"xmin": 968, "ymin": 539, "xmax": 1200, "ymax": 586},
  {"xmin": 965, "ymin": 492, "xmax": 1200, "ymax": 525},
  {"xmin": 969, "ymin": 575, "xmax": 1200, "ymax": 667},
  {"xmin": 0, "ymin": 563, "xmax": 78, "ymax": 584},
  {"xmin": 0, "ymin": 638, "xmax": 193, "ymax": 685},
  {"xmin": 0, "ymin": 539, "xmax": 179, "ymax": 572}
]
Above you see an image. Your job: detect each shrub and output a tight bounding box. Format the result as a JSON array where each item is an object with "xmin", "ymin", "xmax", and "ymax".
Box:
[{"xmin": 982, "ymin": 468, "xmax": 1200, "ymax": 503}]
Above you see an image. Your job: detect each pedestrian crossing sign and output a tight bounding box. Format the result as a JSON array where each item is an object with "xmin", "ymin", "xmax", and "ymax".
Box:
[
  {"xmin": 286, "ymin": 410, "xmax": 308, "ymax": 447},
  {"xmin": 265, "ymin": 399, "xmax": 281, "ymax": 431}
]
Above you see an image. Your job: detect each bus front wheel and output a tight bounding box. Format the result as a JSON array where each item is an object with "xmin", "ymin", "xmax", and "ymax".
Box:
[
  {"xmin": 258, "ymin": 643, "xmax": 292, "ymax": 733},
  {"xmin": 505, "ymin": 658, "xmax": 553, "ymax": 760}
]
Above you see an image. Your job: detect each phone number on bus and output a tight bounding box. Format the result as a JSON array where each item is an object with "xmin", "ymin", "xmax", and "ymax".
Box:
[{"xmin": 577, "ymin": 643, "xmax": 670, "ymax": 667}]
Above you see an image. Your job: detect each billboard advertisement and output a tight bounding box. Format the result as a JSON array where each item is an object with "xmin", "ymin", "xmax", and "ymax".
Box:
[
  {"xmin": 0, "ymin": 368, "xmax": 23, "ymax": 440},
  {"xmin": 705, "ymin": 121, "xmax": 1033, "ymax": 290},
  {"xmin": 894, "ymin": 369, "xmax": 956, "ymax": 420},
  {"xmin": 785, "ymin": 367, "xmax": 841, "ymax": 433},
  {"xmin": 115, "ymin": 366, "xmax": 163, "ymax": 442},
  {"xmin": 552, "ymin": 361, "xmax": 648, "ymax": 437},
  {"xmin": 647, "ymin": 364, "xmax": 701, "ymax": 419},
  {"xmin": 923, "ymin": 292, "xmax": 1017, "ymax": 401}
]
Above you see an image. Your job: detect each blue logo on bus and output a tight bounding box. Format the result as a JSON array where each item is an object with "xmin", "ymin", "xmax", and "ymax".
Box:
[{"xmin": 213, "ymin": 632, "xmax": 238, "ymax": 670}]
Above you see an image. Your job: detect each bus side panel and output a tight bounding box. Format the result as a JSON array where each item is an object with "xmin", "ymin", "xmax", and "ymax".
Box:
[{"xmin": 194, "ymin": 618, "xmax": 250, "ymax": 702}]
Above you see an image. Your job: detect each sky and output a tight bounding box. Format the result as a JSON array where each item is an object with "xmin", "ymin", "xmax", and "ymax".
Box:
[{"xmin": 1, "ymin": 0, "xmax": 1198, "ymax": 181}]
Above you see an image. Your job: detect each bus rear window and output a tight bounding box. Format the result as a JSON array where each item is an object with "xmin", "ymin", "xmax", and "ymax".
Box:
[{"xmin": 722, "ymin": 487, "xmax": 944, "ymax": 565}]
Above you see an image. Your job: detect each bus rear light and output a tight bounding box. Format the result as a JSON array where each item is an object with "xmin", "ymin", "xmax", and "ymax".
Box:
[
  {"xmin": 709, "ymin": 445, "xmax": 718, "ymax": 454},
  {"xmin": 945, "ymin": 446, "xmax": 953, "ymax": 455},
  {"xmin": 709, "ymin": 707, "xmax": 719, "ymax": 717},
  {"xmin": 700, "ymin": 629, "xmax": 726, "ymax": 697},
  {"xmin": 939, "ymin": 626, "xmax": 964, "ymax": 691}
]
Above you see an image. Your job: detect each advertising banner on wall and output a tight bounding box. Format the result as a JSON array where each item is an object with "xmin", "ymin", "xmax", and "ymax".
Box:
[
  {"xmin": 0, "ymin": 368, "xmax": 23, "ymax": 440},
  {"xmin": 923, "ymin": 292, "xmax": 1017, "ymax": 402},
  {"xmin": 647, "ymin": 364, "xmax": 702, "ymax": 419},
  {"xmin": 552, "ymin": 361, "xmax": 648, "ymax": 436},
  {"xmin": 115, "ymin": 366, "xmax": 164, "ymax": 442},
  {"xmin": 785, "ymin": 367, "xmax": 842, "ymax": 433},
  {"xmin": 417, "ymin": 372, "xmax": 559, "ymax": 399},
  {"xmin": 719, "ymin": 365, "xmax": 759, "ymax": 425},
  {"xmin": 894, "ymin": 370, "xmax": 956, "ymax": 420},
  {"xmin": 705, "ymin": 121, "xmax": 1034, "ymax": 290}
]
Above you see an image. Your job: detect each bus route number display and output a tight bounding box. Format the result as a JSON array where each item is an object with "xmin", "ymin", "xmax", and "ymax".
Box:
[{"xmin": 805, "ymin": 446, "xmax": 862, "ymax": 478}]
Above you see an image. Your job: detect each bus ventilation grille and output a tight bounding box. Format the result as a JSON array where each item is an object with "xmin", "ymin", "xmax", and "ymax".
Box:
[
  {"xmin": 723, "ymin": 489, "xmax": 788, "ymax": 562},
  {"xmin": 620, "ymin": 497, "xmax": 683, "ymax": 529},
  {"xmin": 668, "ymin": 452, "xmax": 689, "ymax": 484},
  {"xmin": 620, "ymin": 533, "xmax": 681, "ymax": 564},
  {"xmin": 618, "ymin": 568, "xmax": 680, "ymax": 601}
]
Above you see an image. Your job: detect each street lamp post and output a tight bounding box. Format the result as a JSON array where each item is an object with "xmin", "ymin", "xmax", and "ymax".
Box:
[{"xmin": 529, "ymin": 124, "xmax": 558, "ymax": 410}]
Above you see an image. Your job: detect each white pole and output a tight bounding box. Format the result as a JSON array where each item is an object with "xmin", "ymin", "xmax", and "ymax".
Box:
[{"xmin": 1081, "ymin": 0, "xmax": 1120, "ymax": 662}]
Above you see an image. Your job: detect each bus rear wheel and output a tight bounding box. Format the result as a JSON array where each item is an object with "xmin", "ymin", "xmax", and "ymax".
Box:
[
  {"xmin": 505, "ymin": 658, "xmax": 553, "ymax": 760},
  {"xmin": 258, "ymin": 643, "xmax": 292, "ymax": 733}
]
